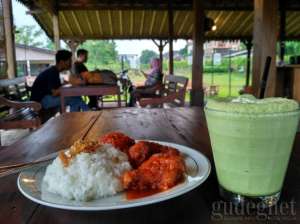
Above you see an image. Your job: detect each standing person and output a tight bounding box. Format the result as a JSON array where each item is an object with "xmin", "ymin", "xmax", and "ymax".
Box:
[
  {"xmin": 30, "ymin": 50, "xmax": 89, "ymax": 112},
  {"xmin": 129, "ymin": 58, "xmax": 163, "ymax": 107},
  {"xmin": 73, "ymin": 49, "xmax": 98, "ymax": 109}
]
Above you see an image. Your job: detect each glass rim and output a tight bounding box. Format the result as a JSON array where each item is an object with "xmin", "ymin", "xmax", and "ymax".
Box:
[{"xmin": 204, "ymin": 107, "xmax": 300, "ymax": 116}]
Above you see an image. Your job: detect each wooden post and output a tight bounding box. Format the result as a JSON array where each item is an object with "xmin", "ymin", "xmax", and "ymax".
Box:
[
  {"xmin": 67, "ymin": 40, "xmax": 81, "ymax": 63},
  {"xmin": 26, "ymin": 60, "xmax": 31, "ymax": 76},
  {"xmin": 242, "ymin": 39, "xmax": 252, "ymax": 86},
  {"xmin": 168, "ymin": 0, "xmax": 174, "ymax": 75},
  {"xmin": 53, "ymin": 14, "xmax": 60, "ymax": 50},
  {"xmin": 190, "ymin": 0, "xmax": 205, "ymax": 106},
  {"xmin": 3, "ymin": 0, "xmax": 16, "ymax": 79},
  {"xmin": 66, "ymin": 40, "xmax": 81, "ymax": 73},
  {"xmin": 279, "ymin": 0, "xmax": 286, "ymax": 63},
  {"xmin": 153, "ymin": 39, "xmax": 168, "ymax": 72},
  {"xmin": 252, "ymin": 0, "xmax": 278, "ymax": 97},
  {"xmin": 159, "ymin": 40, "xmax": 164, "ymax": 69}
]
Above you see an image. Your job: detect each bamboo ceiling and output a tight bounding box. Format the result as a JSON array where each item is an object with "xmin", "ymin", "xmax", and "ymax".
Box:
[{"xmin": 17, "ymin": 0, "xmax": 300, "ymax": 41}]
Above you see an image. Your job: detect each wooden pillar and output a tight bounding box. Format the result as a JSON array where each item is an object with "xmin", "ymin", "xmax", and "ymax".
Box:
[
  {"xmin": 53, "ymin": 14, "xmax": 60, "ymax": 50},
  {"xmin": 252, "ymin": 0, "xmax": 278, "ymax": 97},
  {"xmin": 168, "ymin": 0, "xmax": 174, "ymax": 75},
  {"xmin": 279, "ymin": 0, "xmax": 286, "ymax": 63},
  {"xmin": 3, "ymin": 0, "xmax": 16, "ymax": 79},
  {"xmin": 159, "ymin": 40, "xmax": 164, "ymax": 69},
  {"xmin": 26, "ymin": 60, "xmax": 31, "ymax": 76},
  {"xmin": 242, "ymin": 39, "xmax": 252, "ymax": 86},
  {"xmin": 66, "ymin": 40, "xmax": 81, "ymax": 73},
  {"xmin": 153, "ymin": 39, "xmax": 168, "ymax": 71},
  {"xmin": 67, "ymin": 40, "xmax": 80, "ymax": 63},
  {"xmin": 190, "ymin": 0, "xmax": 205, "ymax": 106}
]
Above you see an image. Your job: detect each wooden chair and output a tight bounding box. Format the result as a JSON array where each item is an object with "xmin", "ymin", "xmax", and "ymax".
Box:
[
  {"xmin": 138, "ymin": 75, "xmax": 188, "ymax": 108},
  {"xmin": 0, "ymin": 77, "xmax": 58, "ymax": 125},
  {"xmin": 0, "ymin": 77, "xmax": 30, "ymax": 101},
  {"xmin": 0, "ymin": 96, "xmax": 42, "ymax": 130},
  {"xmin": 204, "ymin": 85, "xmax": 219, "ymax": 96},
  {"xmin": 0, "ymin": 77, "xmax": 41, "ymax": 134}
]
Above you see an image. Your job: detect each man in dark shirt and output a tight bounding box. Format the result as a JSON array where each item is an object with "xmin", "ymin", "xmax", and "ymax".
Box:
[
  {"xmin": 73, "ymin": 49, "xmax": 98, "ymax": 108},
  {"xmin": 31, "ymin": 50, "xmax": 89, "ymax": 112}
]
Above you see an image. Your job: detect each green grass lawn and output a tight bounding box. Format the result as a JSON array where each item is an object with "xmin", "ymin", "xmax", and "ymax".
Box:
[{"xmin": 130, "ymin": 69, "xmax": 247, "ymax": 99}]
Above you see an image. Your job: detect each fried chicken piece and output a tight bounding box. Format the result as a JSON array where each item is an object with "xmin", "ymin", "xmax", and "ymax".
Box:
[
  {"xmin": 128, "ymin": 141, "xmax": 179, "ymax": 168},
  {"xmin": 99, "ymin": 132, "xmax": 135, "ymax": 154},
  {"xmin": 122, "ymin": 153, "xmax": 185, "ymax": 191}
]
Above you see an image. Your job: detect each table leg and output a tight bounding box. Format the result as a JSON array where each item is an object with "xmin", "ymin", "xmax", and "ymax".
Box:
[
  {"xmin": 117, "ymin": 93, "xmax": 121, "ymax": 108},
  {"xmin": 61, "ymin": 95, "xmax": 65, "ymax": 113}
]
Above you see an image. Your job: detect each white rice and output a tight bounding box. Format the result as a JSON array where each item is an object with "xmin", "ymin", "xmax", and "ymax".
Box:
[{"xmin": 43, "ymin": 144, "xmax": 132, "ymax": 201}]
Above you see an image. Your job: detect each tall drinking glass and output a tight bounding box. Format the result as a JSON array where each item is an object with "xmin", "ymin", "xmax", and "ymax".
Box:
[{"xmin": 205, "ymin": 98, "xmax": 300, "ymax": 207}]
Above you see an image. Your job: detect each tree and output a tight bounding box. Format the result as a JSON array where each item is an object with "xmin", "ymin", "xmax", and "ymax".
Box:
[
  {"xmin": 79, "ymin": 40, "xmax": 118, "ymax": 68},
  {"xmin": 15, "ymin": 25, "xmax": 44, "ymax": 47},
  {"xmin": 285, "ymin": 41, "xmax": 300, "ymax": 55},
  {"xmin": 45, "ymin": 38, "xmax": 55, "ymax": 50},
  {"xmin": 179, "ymin": 45, "xmax": 188, "ymax": 58},
  {"xmin": 140, "ymin": 50, "xmax": 158, "ymax": 64}
]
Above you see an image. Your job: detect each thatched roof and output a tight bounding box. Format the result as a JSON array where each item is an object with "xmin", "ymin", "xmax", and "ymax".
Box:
[{"xmin": 17, "ymin": 0, "xmax": 300, "ymax": 41}]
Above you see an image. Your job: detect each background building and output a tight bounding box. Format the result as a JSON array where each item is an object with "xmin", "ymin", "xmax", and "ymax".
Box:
[{"xmin": 0, "ymin": 44, "xmax": 55, "ymax": 78}]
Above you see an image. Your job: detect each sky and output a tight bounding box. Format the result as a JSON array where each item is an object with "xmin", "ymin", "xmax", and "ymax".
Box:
[{"xmin": 12, "ymin": 0, "xmax": 187, "ymax": 56}]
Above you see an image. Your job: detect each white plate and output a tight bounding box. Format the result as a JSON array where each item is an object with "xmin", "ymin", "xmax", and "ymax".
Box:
[{"xmin": 17, "ymin": 141, "xmax": 211, "ymax": 211}]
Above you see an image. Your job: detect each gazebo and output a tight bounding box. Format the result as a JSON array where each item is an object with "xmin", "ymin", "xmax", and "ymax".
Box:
[
  {"xmin": 3, "ymin": 0, "xmax": 300, "ymax": 104},
  {"xmin": 2, "ymin": 2, "xmax": 300, "ymax": 222}
]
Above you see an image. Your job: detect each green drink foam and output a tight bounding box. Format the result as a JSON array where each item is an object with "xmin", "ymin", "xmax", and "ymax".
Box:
[
  {"xmin": 206, "ymin": 94, "xmax": 299, "ymax": 114},
  {"xmin": 205, "ymin": 95, "xmax": 300, "ymax": 196}
]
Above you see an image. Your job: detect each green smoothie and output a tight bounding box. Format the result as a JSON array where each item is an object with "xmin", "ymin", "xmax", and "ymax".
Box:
[{"xmin": 205, "ymin": 95, "xmax": 300, "ymax": 197}]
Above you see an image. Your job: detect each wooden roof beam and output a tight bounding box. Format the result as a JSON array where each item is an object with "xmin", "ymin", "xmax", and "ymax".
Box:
[
  {"xmin": 60, "ymin": 12, "xmax": 74, "ymax": 36},
  {"xmin": 71, "ymin": 11, "xmax": 84, "ymax": 36},
  {"xmin": 22, "ymin": 0, "xmax": 300, "ymax": 11},
  {"xmin": 96, "ymin": 11, "xmax": 103, "ymax": 35},
  {"xmin": 29, "ymin": 0, "xmax": 57, "ymax": 15},
  {"xmin": 225, "ymin": 11, "xmax": 246, "ymax": 36},
  {"xmin": 130, "ymin": 11, "xmax": 134, "ymax": 36},
  {"xmin": 56, "ymin": 1, "xmax": 256, "ymax": 11},
  {"xmin": 214, "ymin": 11, "xmax": 234, "ymax": 35},
  {"xmin": 159, "ymin": 11, "xmax": 168, "ymax": 34},
  {"xmin": 187, "ymin": 22, "xmax": 193, "ymax": 35},
  {"xmin": 108, "ymin": 11, "xmax": 114, "ymax": 36},
  {"xmin": 119, "ymin": 11, "xmax": 123, "ymax": 35},
  {"xmin": 149, "ymin": 11, "xmax": 157, "ymax": 35},
  {"xmin": 232, "ymin": 12, "xmax": 253, "ymax": 36},
  {"xmin": 56, "ymin": 34, "xmax": 256, "ymax": 40},
  {"xmin": 286, "ymin": 12, "xmax": 300, "ymax": 33},
  {"xmin": 139, "ymin": 11, "xmax": 145, "ymax": 35},
  {"xmin": 85, "ymin": 11, "xmax": 94, "ymax": 35},
  {"xmin": 177, "ymin": 13, "xmax": 189, "ymax": 36}
]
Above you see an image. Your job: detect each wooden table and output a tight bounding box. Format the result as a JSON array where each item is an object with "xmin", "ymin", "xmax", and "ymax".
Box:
[
  {"xmin": 0, "ymin": 108, "xmax": 299, "ymax": 224},
  {"xmin": 60, "ymin": 85, "xmax": 121, "ymax": 112}
]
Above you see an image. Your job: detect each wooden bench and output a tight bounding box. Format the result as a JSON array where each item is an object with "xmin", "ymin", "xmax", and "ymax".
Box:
[
  {"xmin": 0, "ymin": 96, "xmax": 41, "ymax": 129},
  {"xmin": 0, "ymin": 77, "xmax": 59, "ymax": 125},
  {"xmin": 0, "ymin": 96, "xmax": 42, "ymax": 146},
  {"xmin": 0, "ymin": 77, "xmax": 30, "ymax": 101},
  {"xmin": 138, "ymin": 75, "xmax": 188, "ymax": 108}
]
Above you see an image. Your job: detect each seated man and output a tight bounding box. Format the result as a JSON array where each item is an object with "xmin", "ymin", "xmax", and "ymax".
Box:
[
  {"xmin": 30, "ymin": 50, "xmax": 89, "ymax": 112},
  {"xmin": 73, "ymin": 49, "xmax": 98, "ymax": 109},
  {"xmin": 129, "ymin": 58, "xmax": 163, "ymax": 107}
]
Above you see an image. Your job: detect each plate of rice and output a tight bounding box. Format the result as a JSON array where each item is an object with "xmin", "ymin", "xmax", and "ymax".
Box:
[{"xmin": 17, "ymin": 132, "xmax": 211, "ymax": 211}]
